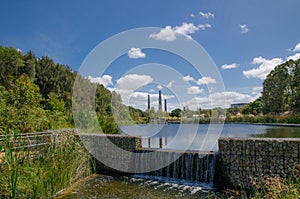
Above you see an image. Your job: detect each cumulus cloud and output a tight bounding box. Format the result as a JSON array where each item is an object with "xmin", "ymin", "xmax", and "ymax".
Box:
[
  {"xmin": 127, "ymin": 47, "xmax": 146, "ymax": 59},
  {"xmin": 286, "ymin": 53, "xmax": 300, "ymax": 61},
  {"xmin": 125, "ymin": 91, "xmax": 174, "ymax": 110},
  {"xmin": 198, "ymin": 23, "xmax": 212, "ymax": 30},
  {"xmin": 167, "ymin": 80, "xmax": 175, "ymax": 88},
  {"xmin": 187, "ymin": 86, "xmax": 203, "ymax": 95},
  {"xmin": 243, "ymin": 56, "xmax": 283, "ymax": 80},
  {"xmin": 221, "ymin": 63, "xmax": 239, "ymax": 70},
  {"xmin": 240, "ymin": 24, "xmax": 249, "ymax": 34},
  {"xmin": 157, "ymin": 85, "xmax": 163, "ymax": 90},
  {"xmin": 190, "ymin": 13, "xmax": 195, "ymax": 18},
  {"xmin": 87, "ymin": 75, "xmax": 113, "ymax": 87},
  {"xmin": 184, "ymin": 91, "xmax": 255, "ymax": 109},
  {"xmin": 116, "ymin": 74, "xmax": 153, "ymax": 91},
  {"xmin": 199, "ymin": 12, "xmax": 214, "ymax": 19},
  {"xmin": 196, "ymin": 76, "xmax": 216, "ymax": 85},
  {"xmin": 149, "ymin": 22, "xmax": 200, "ymax": 41},
  {"xmin": 293, "ymin": 42, "xmax": 300, "ymax": 52},
  {"xmin": 182, "ymin": 75, "xmax": 195, "ymax": 82},
  {"xmin": 252, "ymin": 86, "xmax": 262, "ymax": 96}
]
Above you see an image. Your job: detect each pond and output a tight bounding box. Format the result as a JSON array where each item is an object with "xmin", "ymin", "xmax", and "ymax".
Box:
[{"xmin": 120, "ymin": 123, "xmax": 300, "ymax": 151}]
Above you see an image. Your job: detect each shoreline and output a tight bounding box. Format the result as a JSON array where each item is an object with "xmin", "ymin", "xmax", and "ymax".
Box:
[{"xmin": 225, "ymin": 122, "xmax": 300, "ymax": 128}]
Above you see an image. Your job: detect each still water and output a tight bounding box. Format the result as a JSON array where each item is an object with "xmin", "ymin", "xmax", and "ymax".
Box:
[{"xmin": 120, "ymin": 123, "xmax": 300, "ymax": 151}]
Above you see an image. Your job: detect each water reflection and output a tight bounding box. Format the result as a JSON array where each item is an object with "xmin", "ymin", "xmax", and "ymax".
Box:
[{"xmin": 120, "ymin": 124, "xmax": 300, "ymax": 151}]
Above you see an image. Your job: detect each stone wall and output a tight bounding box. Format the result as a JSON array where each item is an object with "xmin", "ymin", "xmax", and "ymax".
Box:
[
  {"xmin": 79, "ymin": 134, "xmax": 142, "ymax": 174},
  {"xmin": 217, "ymin": 138, "xmax": 300, "ymax": 188}
]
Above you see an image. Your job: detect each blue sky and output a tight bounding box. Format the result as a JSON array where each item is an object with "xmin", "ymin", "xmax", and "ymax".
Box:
[{"xmin": 1, "ymin": 0, "xmax": 300, "ymax": 111}]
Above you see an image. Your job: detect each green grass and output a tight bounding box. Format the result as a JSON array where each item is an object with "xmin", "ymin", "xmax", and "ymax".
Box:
[{"xmin": 0, "ymin": 130, "xmax": 92, "ymax": 199}]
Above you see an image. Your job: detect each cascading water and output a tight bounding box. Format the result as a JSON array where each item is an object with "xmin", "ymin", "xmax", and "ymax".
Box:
[{"xmin": 134, "ymin": 150, "xmax": 218, "ymax": 185}]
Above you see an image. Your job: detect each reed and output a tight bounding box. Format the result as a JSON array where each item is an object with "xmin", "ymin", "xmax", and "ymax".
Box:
[{"xmin": 0, "ymin": 130, "xmax": 92, "ymax": 198}]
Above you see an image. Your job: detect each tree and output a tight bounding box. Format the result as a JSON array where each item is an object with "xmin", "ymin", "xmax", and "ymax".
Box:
[
  {"xmin": 169, "ymin": 108, "xmax": 182, "ymax": 118},
  {"xmin": 242, "ymin": 99, "xmax": 263, "ymax": 115},
  {"xmin": 262, "ymin": 63, "xmax": 290, "ymax": 114},
  {"xmin": 0, "ymin": 75, "xmax": 49, "ymax": 133}
]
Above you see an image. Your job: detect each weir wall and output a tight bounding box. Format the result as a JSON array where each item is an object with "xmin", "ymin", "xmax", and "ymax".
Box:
[
  {"xmin": 71, "ymin": 132, "xmax": 300, "ymax": 188},
  {"xmin": 217, "ymin": 138, "xmax": 300, "ymax": 188}
]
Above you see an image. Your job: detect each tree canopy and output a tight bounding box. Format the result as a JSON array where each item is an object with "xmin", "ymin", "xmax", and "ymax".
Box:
[{"xmin": 0, "ymin": 45, "xmax": 146, "ymax": 134}]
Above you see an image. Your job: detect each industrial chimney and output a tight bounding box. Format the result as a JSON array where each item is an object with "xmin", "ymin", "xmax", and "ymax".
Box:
[
  {"xmin": 158, "ymin": 90, "xmax": 162, "ymax": 110},
  {"xmin": 147, "ymin": 94, "xmax": 150, "ymax": 110}
]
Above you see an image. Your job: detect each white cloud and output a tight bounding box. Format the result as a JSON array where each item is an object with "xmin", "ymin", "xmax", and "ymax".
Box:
[
  {"xmin": 240, "ymin": 24, "xmax": 249, "ymax": 34},
  {"xmin": 286, "ymin": 53, "xmax": 300, "ymax": 61},
  {"xmin": 87, "ymin": 75, "xmax": 113, "ymax": 87},
  {"xmin": 125, "ymin": 91, "xmax": 174, "ymax": 110},
  {"xmin": 198, "ymin": 23, "xmax": 211, "ymax": 30},
  {"xmin": 196, "ymin": 76, "xmax": 216, "ymax": 85},
  {"xmin": 167, "ymin": 80, "xmax": 175, "ymax": 88},
  {"xmin": 252, "ymin": 86, "xmax": 262, "ymax": 96},
  {"xmin": 115, "ymin": 74, "xmax": 153, "ymax": 107},
  {"xmin": 293, "ymin": 42, "xmax": 300, "ymax": 52},
  {"xmin": 184, "ymin": 91, "xmax": 255, "ymax": 109},
  {"xmin": 116, "ymin": 74, "xmax": 153, "ymax": 91},
  {"xmin": 243, "ymin": 56, "xmax": 283, "ymax": 80},
  {"xmin": 221, "ymin": 63, "xmax": 239, "ymax": 70},
  {"xmin": 157, "ymin": 85, "xmax": 163, "ymax": 90},
  {"xmin": 127, "ymin": 47, "xmax": 146, "ymax": 59},
  {"xmin": 190, "ymin": 13, "xmax": 195, "ymax": 18},
  {"xmin": 187, "ymin": 86, "xmax": 203, "ymax": 95},
  {"xmin": 199, "ymin": 12, "xmax": 214, "ymax": 19},
  {"xmin": 182, "ymin": 75, "xmax": 195, "ymax": 82},
  {"xmin": 149, "ymin": 22, "xmax": 200, "ymax": 41}
]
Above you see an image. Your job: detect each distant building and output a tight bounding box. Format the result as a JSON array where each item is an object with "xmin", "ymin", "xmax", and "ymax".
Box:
[{"xmin": 230, "ymin": 103, "xmax": 248, "ymax": 108}]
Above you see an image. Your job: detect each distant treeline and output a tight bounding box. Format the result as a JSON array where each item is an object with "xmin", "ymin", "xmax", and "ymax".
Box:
[
  {"xmin": 227, "ymin": 58, "xmax": 300, "ymax": 124},
  {"xmin": 0, "ymin": 46, "xmax": 145, "ymax": 134}
]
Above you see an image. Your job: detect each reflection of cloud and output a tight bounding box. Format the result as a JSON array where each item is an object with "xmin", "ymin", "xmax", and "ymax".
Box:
[
  {"xmin": 87, "ymin": 75, "xmax": 113, "ymax": 87},
  {"xmin": 243, "ymin": 56, "xmax": 283, "ymax": 80},
  {"xmin": 127, "ymin": 47, "xmax": 146, "ymax": 59}
]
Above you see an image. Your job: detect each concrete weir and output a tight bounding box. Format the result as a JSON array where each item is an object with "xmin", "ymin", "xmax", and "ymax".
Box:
[
  {"xmin": 79, "ymin": 134, "xmax": 217, "ymax": 184},
  {"xmin": 79, "ymin": 133, "xmax": 300, "ymax": 189}
]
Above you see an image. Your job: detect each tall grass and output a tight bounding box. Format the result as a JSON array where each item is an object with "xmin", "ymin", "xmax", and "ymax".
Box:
[
  {"xmin": 222, "ymin": 165, "xmax": 300, "ymax": 199},
  {"xmin": 0, "ymin": 130, "xmax": 92, "ymax": 199}
]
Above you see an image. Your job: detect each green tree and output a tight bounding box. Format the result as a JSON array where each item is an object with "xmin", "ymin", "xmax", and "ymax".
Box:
[
  {"xmin": 262, "ymin": 63, "xmax": 290, "ymax": 113},
  {"xmin": 0, "ymin": 75, "xmax": 49, "ymax": 133},
  {"xmin": 242, "ymin": 99, "xmax": 264, "ymax": 115},
  {"xmin": 170, "ymin": 108, "xmax": 182, "ymax": 118}
]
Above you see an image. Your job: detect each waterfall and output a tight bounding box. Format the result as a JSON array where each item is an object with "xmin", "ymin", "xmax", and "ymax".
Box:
[{"xmin": 134, "ymin": 150, "xmax": 217, "ymax": 184}]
